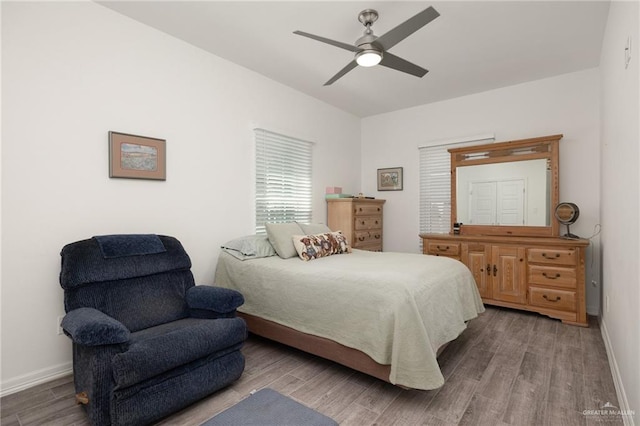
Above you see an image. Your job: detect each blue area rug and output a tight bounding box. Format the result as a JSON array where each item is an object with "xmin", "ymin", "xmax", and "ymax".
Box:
[{"xmin": 201, "ymin": 388, "xmax": 338, "ymax": 426}]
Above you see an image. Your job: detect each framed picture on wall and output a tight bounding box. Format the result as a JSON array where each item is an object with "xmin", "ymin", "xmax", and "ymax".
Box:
[
  {"xmin": 377, "ymin": 167, "xmax": 403, "ymax": 191},
  {"xmin": 109, "ymin": 131, "xmax": 166, "ymax": 180}
]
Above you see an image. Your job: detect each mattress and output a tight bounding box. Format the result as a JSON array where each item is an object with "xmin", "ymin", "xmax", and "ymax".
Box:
[{"xmin": 214, "ymin": 249, "xmax": 484, "ymax": 389}]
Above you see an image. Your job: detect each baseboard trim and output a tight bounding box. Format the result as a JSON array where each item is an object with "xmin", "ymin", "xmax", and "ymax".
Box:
[
  {"xmin": 0, "ymin": 362, "xmax": 72, "ymax": 398},
  {"xmin": 600, "ymin": 318, "xmax": 636, "ymax": 426}
]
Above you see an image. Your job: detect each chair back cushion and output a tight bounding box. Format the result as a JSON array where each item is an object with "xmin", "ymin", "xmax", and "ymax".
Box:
[{"xmin": 60, "ymin": 235, "xmax": 195, "ymax": 331}]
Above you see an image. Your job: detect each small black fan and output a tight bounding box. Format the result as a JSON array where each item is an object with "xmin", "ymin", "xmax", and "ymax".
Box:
[{"xmin": 294, "ymin": 6, "xmax": 440, "ymax": 86}]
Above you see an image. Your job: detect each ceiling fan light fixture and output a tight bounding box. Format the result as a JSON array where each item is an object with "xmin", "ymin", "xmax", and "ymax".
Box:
[
  {"xmin": 294, "ymin": 6, "xmax": 439, "ymax": 84},
  {"xmin": 356, "ymin": 49, "xmax": 382, "ymax": 67}
]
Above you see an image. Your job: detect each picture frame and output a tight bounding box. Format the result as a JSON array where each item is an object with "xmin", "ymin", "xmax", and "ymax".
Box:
[
  {"xmin": 377, "ymin": 167, "xmax": 403, "ymax": 191},
  {"xmin": 109, "ymin": 131, "xmax": 166, "ymax": 180}
]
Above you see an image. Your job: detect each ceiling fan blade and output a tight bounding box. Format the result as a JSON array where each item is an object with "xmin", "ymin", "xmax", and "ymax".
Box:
[
  {"xmin": 376, "ymin": 6, "xmax": 440, "ymax": 51},
  {"xmin": 324, "ymin": 60, "xmax": 358, "ymax": 86},
  {"xmin": 293, "ymin": 30, "xmax": 361, "ymax": 52},
  {"xmin": 379, "ymin": 52, "xmax": 428, "ymax": 78}
]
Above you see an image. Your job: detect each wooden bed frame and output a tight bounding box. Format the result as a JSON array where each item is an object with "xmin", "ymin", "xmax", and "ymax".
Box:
[
  {"xmin": 239, "ymin": 312, "xmax": 450, "ymax": 386},
  {"xmin": 239, "ymin": 312, "xmax": 391, "ymax": 382}
]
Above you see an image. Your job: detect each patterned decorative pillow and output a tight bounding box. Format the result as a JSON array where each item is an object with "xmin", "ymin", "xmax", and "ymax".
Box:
[{"xmin": 291, "ymin": 232, "xmax": 351, "ymax": 261}]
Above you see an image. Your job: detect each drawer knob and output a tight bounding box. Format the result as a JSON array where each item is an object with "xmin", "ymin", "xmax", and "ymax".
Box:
[
  {"xmin": 486, "ymin": 263, "xmax": 491, "ymax": 276},
  {"xmin": 436, "ymin": 245, "xmax": 449, "ymax": 251},
  {"xmin": 374, "ymin": 234, "xmax": 381, "ymax": 239},
  {"xmin": 358, "ymin": 237, "xmax": 365, "ymax": 241},
  {"xmin": 542, "ymin": 294, "xmax": 561, "ymax": 302},
  {"xmin": 542, "ymin": 253, "xmax": 560, "ymax": 259},
  {"xmin": 361, "ymin": 221, "xmax": 365, "ymax": 225},
  {"xmin": 542, "ymin": 272, "xmax": 561, "ymax": 280}
]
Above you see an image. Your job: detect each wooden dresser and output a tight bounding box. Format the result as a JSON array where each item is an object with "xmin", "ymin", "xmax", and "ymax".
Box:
[
  {"xmin": 420, "ymin": 234, "xmax": 590, "ymax": 326},
  {"xmin": 327, "ymin": 198, "xmax": 385, "ymax": 251}
]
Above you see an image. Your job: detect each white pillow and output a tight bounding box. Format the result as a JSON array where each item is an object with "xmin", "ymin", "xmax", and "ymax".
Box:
[
  {"xmin": 297, "ymin": 222, "xmax": 332, "ymax": 234},
  {"xmin": 221, "ymin": 235, "xmax": 276, "ymax": 260},
  {"xmin": 265, "ymin": 222, "xmax": 305, "ymax": 259}
]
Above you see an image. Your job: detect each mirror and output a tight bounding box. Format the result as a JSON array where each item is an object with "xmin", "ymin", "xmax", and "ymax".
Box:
[
  {"xmin": 450, "ymin": 134, "xmax": 562, "ymax": 237},
  {"xmin": 456, "ymin": 159, "xmax": 550, "ymax": 226},
  {"xmin": 555, "ymin": 202, "xmax": 580, "ymax": 238}
]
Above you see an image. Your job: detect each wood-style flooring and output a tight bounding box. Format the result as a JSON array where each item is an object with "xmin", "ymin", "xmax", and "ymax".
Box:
[{"xmin": 0, "ymin": 306, "xmax": 622, "ymax": 425}]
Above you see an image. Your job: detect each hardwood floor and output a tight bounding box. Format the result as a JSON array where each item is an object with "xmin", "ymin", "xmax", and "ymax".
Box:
[{"xmin": 1, "ymin": 307, "xmax": 623, "ymax": 425}]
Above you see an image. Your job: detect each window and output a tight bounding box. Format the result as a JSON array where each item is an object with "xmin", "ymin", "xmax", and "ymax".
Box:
[
  {"xmin": 255, "ymin": 128, "xmax": 313, "ymax": 234},
  {"xmin": 418, "ymin": 135, "xmax": 494, "ymax": 248}
]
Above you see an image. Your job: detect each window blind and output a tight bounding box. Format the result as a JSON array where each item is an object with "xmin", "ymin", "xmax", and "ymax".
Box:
[
  {"xmin": 418, "ymin": 135, "xmax": 494, "ymax": 249},
  {"xmin": 419, "ymin": 146, "xmax": 452, "ymax": 235},
  {"xmin": 255, "ymin": 129, "xmax": 313, "ymax": 234}
]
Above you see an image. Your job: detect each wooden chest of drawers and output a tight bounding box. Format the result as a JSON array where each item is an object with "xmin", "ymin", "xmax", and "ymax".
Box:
[
  {"xmin": 327, "ymin": 198, "xmax": 385, "ymax": 251},
  {"xmin": 421, "ymin": 234, "xmax": 589, "ymax": 326}
]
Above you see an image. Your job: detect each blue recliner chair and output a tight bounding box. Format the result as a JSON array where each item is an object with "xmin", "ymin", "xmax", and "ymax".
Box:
[{"xmin": 59, "ymin": 234, "xmax": 247, "ymax": 426}]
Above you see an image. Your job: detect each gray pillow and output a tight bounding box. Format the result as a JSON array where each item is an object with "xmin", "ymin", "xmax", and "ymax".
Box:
[
  {"xmin": 221, "ymin": 234, "xmax": 276, "ymax": 260},
  {"xmin": 298, "ymin": 222, "xmax": 332, "ymax": 234},
  {"xmin": 265, "ymin": 222, "xmax": 305, "ymax": 259}
]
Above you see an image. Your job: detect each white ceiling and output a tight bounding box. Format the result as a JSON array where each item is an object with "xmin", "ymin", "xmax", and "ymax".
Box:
[{"xmin": 98, "ymin": 1, "xmax": 610, "ymax": 117}]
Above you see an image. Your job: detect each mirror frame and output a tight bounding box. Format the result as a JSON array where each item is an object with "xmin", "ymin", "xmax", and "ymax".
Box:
[{"xmin": 449, "ymin": 134, "xmax": 562, "ymax": 237}]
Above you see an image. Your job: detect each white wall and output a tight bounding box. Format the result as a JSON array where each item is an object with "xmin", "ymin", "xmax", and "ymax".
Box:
[
  {"xmin": 599, "ymin": 0, "xmax": 640, "ymax": 423},
  {"xmin": 361, "ymin": 69, "xmax": 602, "ymax": 314},
  {"xmin": 0, "ymin": 1, "xmax": 361, "ymax": 393}
]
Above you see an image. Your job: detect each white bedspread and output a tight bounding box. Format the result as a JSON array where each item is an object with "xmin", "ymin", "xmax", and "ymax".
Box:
[{"xmin": 214, "ymin": 249, "xmax": 484, "ymax": 390}]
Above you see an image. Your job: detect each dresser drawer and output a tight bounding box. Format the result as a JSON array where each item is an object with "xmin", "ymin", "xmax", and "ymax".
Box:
[
  {"xmin": 529, "ymin": 286, "xmax": 576, "ymax": 312},
  {"xmin": 356, "ymin": 242, "xmax": 382, "ymax": 252},
  {"xmin": 354, "ymin": 230, "xmax": 382, "ymax": 246},
  {"xmin": 354, "ymin": 203, "xmax": 383, "ymax": 216},
  {"xmin": 528, "ymin": 248, "xmax": 577, "ymax": 266},
  {"xmin": 426, "ymin": 241, "xmax": 460, "ymax": 256},
  {"xmin": 528, "ymin": 265, "xmax": 577, "ymax": 289},
  {"xmin": 354, "ymin": 216, "xmax": 382, "ymax": 230}
]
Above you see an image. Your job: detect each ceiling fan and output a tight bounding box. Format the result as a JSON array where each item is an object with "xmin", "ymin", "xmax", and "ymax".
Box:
[{"xmin": 293, "ymin": 6, "xmax": 440, "ymax": 86}]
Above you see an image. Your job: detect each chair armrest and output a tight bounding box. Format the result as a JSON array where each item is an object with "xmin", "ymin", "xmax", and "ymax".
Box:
[
  {"xmin": 62, "ymin": 308, "xmax": 130, "ymax": 346},
  {"xmin": 186, "ymin": 285, "xmax": 244, "ymax": 318}
]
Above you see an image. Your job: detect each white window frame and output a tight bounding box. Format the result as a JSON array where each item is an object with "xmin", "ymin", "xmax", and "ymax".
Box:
[
  {"xmin": 255, "ymin": 128, "xmax": 313, "ymax": 234},
  {"xmin": 418, "ymin": 134, "xmax": 494, "ymax": 250}
]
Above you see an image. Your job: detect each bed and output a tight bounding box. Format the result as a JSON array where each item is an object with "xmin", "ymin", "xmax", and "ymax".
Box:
[{"xmin": 213, "ymin": 234, "xmax": 484, "ymax": 391}]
